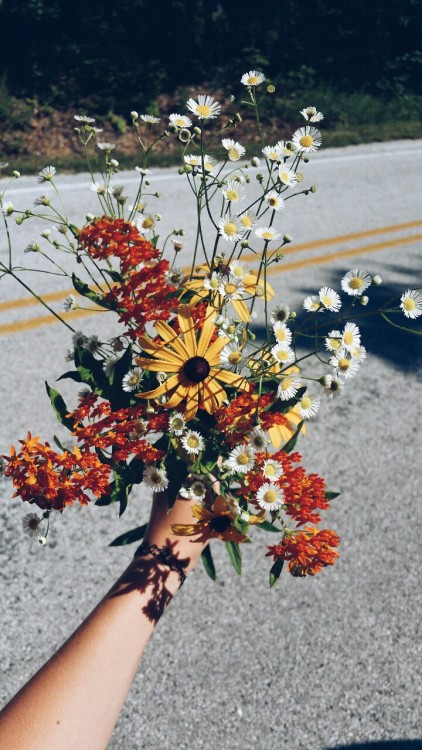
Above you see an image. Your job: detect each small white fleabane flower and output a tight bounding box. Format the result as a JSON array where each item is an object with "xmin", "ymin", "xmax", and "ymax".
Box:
[
  {"xmin": 34, "ymin": 194, "xmax": 51, "ymax": 207},
  {"xmin": 319, "ymin": 287, "xmax": 341, "ymax": 312},
  {"xmin": 271, "ymin": 304, "xmax": 290, "ymax": 325},
  {"xmin": 22, "ymin": 512, "xmax": 43, "ymax": 538},
  {"xmin": 262, "ymin": 459, "xmax": 283, "ymax": 480},
  {"xmin": 271, "ymin": 345, "xmax": 295, "ymax": 367},
  {"xmin": 341, "ymin": 269, "xmax": 372, "ymax": 296},
  {"xmin": 143, "ymin": 466, "xmax": 169, "ymax": 491},
  {"xmin": 256, "ymin": 482, "xmax": 285, "ymax": 511},
  {"xmin": 182, "ymin": 430, "xmax": 204, "ymax": 454},
  {"xmin": 169, "ymin": 412, "xmax": 186, "ymax": 435},
  {"xmin": 164, "ymin": 267, "xmax": 185, "ymax": 287},
  {"xmin": 300, "ymin": 107, "xmax": 324, "ymax": 123},
  {"xmin": 169, "ymin": 113, "xmax": 192, "ymax": 129},
  {"xmin": 2, "ymin": 201, "xmax": 14, "ymax": 215},
  {"xmin": 400, "ymin": 290, "xmax": 422, "ymax": 319},
  {"xmin": 218, "ymin": 215, "xmax": 244, "ymax": 242},
  {"xmin": 241, "ymin": 70, "xmax": 265, "ymax": 87},
  {"xmin": 220, "ymin": 342, "xmax": 244, "ymax": 369},
  {"xmin": 201, "ymin": 155, "xmax": 217, "ymax": 173},
  {"xmin": 103, "ymin": 355, "xmax": 120, "ymax": 378},
  {"xmin": 62, "ymin": 294, "xmax": 77, "ymax": 312},
  {"xmin": 292, "ymin": 126, "xmax": 322, "ymax": 153},
  {"xmin": 72, "ymin": 330, "xmax": 88, "ymax": 349},
  {"xmin": 97, "ymin": 142, "xmax": 116, "ymax": 151},
  {"xmin": 122, "ymin": 367, "xmax": 144, "ymax": 392},
  {"xmin": 298, "ymin": 391, "xmax": 320, "ymax": 419},
  {"xmin": 226, "ymin": 445, "xmax": 256, "ymax": 474},
  {"xmin": 184, "ymin": 154, "xmax": 201, "ymax": 167},
  {"xmin": 262, "ymin": 144, "xmax": 282, "ymax": 162},
  {"xmin": 134, "ymin": 166, "xmax": 150, "ymax": 176},
  {"xmin": 321, "ymin": 374, "xmax": 344, "ymax": 398},
  {"xmin": 303, "ymin": 295, "xmax": 323, "ymax": 313},
  {"xmin": 136, "ymin": 214, "xmax": 156, "ymax": 235},
  {"xmin": 221, "ymin": 181, "xmax": 246, "ymax": 203},
  {"xmin": 255, "ymin": 226, "xmax": 281, "ymax": 242},
  {"xmin": 325, "ymin": 330, "xmax": 342, "ymax": 351},
  {"xmin": 140, "ymin": 114, "xmax": 160, "ymax": 124},
  {"xmin": 350, "ymin": 344, "xmax": 367, "ymax": 363},
  {"xmin": 90, "ymin": 181, "xmax": 110, "ymax": 195},
  {"xmin": 203, "ymin": 272, "xmax": 223, "ymax": 292},
  {"xmin": 248, "ymin": 428, "xmax": 270, "ymax": 450},
  {"xmin": 277, "ymin": 377, "xmax": 302, "ymax": 401},
  {"xmin": 37, "ymin": 166, "xmax": 56, "ymax": 183},
  {"xmin": 342, "ymin": 322, "xmax": 361, "ymax": 351},
  {"xmin": 221, "ymin": 139, "xmax": 246, "ymax": 161},
  {"xmin": 265, "ymin": 191, "xmax": 285, "ymax": 211},
  {"xmin": 275, "ymin": 140, "xmax": 294, "ymax": 157},
  {"xmin": 278, "ymin": 165, "xmax": 298, "ymax": 187},
  {"xmin": 273, "ymin": 322, "xmax": 293, "ymax": 346},
  {"xmin": 218, "ymin": 277, "xmax": 245, "ymax": 301},
  {"xmin": 229, "ymin": 260, "xmax": 247, "ymax": 279},
  {"xmin": 330, "ymin": 350, "xmax": 360, "ymax": 380},
  {"xmin": 74, "ymin": 115, "xmax": 95, "ymax": 123},
  {"xmin": 237, "ymin": 210, "xmax": 257, "ymax": 230},
  {"xmin": 186, "ymin": 95, "xmax": 221, "ymax": 120}
]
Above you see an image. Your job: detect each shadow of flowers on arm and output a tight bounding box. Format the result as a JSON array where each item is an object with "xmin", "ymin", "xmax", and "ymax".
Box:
[{"xmin": 108, "ymin": 538, "xmax": 191, "ymax": 624}]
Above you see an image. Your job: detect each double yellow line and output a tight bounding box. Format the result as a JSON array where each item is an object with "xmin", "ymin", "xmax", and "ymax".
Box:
[{"xmin": 1, "ymin": 219, "xmax": 421, "ymax": 336}]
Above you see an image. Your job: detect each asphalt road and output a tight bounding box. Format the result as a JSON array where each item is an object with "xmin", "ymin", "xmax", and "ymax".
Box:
[{"xmin": 1, "ymin": 140, "xmax": 421, "ymax": 749}]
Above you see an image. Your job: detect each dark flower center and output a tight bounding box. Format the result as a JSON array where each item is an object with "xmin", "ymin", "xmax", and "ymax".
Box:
[
  {"xmin": 210, "ymin": 516, "xmax": 231, "ymax": 533},
  {"xmin": 183, "ymin": 356, "xmax": 210, "ymax": 383}
]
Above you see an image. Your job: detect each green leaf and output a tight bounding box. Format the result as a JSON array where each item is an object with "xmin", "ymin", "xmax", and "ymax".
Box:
[
  {"xmin": 74, "ymin": 347, "xmax": 109, "ymax": 397},
  {"xmin": 109, "ymin": 344, "xmax": 133, "ymax": 409},
  {"xmin": 282, "ymin": 420, "xmax": 304, "ymax": 453},
  {"xmin": 325, "ymin": 490, "xmax": 341, "ymax": 501},
  {"xmin": 269, "ymin": 558, "xmax": 284, "ymax": 587},
  {"xmin": 255, "ymin": 520, "xmax": 282, "ymax": 533},
  {"xmin": 165, "ymin": 454, "xmax": 188, "ymax": 509},
  {"xmin": 72, "ymin": 273, "xmax": 110, "ymax": 308},
  {"xmin": 56, "ymin": 370, "xmax": 83, "ymax": 383},
  {"xmin": 201, "ymin": 544, "xmax": 217, "ymax": 580},
  {"xmin": 53, "ymin": 434, "xmax": 66, "ymax": 452},
  {"xmin": 45, "ymin": 381, "xmax": 75, "ymax": 432},
  {"xmin": 226, "ymin": 540, "xmax": 242, "ymax": 575},
  {"xmin": 109, "ymin": 523, "xmax": 148, "ymax": 547},
  {"xmin": 102, "ymin": 268, "xmax": 122, "ymax": 283}
]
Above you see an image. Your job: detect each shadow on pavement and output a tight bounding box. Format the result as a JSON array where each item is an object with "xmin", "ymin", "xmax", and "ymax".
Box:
[{"xmin": 327, "ymin": 742, "xmax": 422, "ymax": 750}]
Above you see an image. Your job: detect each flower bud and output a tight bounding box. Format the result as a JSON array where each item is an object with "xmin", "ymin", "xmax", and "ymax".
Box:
[
  {"xmin": 241, "ymin": 240, "xmax": 249, "ymax": 248},
  {"xmin": 310, "ymin": 185, "xmax": 317, "ymax": 193},
  {"xmin": 178, "ymin": 166, "xmax": 185, "ymax": 175},
  {"xmin": 130, "ymin": 110, "xmax": 139, "ymax": 120},
  {"xmin": 12, "ymin": 170, "xmax": 20, "ymax": 178},
  {"xmin": 303, "ymin": 157, "xmax": 309, "ymax": 163},
  {"xmin": 155, "ymin": 191, "xmax": 161, "ymax": 198},
  {"xmin": 283, "ymin": 234, "xmax": 293, "ymax": 243},
  {"xmin": 15, "ymin": 216, "xmax": 24, "ymax": 225},
  {"xmin": 184, "ymin": 165, "xmax": 193, "ymax": 174},
  {"xmin": 110, "ymin": 159, "xmax": 119, "ymax": 168},
  {"xmin": 372, "ymin": 274, "xmax": 382, "ymax": 286},
  {"xmin": 193, "ymin": 126, "xmax": 201, "ymax": 136},
  {"xmin": 180, "ymin": 229, "xmax": 186, "ymax": 236},
  {"xmin": 41, "ymin": 229, "xmax": 51, "ymax": 238},
  {"xmin": 267, "ymin": 84, "xmax": 275, "ymax": 93},
  {"xmin": 289, "ymin": 311, "xmax": 297, "ymax": 319},
  {"xmin": 256, "ymin": 173, "xmax": 264, "ymax": 182},
  {"xmin": 86, "ymin": 213, "xmax": 94, "ymax": 222},
  {"xmin": 275, "ymin": 252, "xmax": 284, "ymax": 261},
  {"xmin": 168, "ymin": 123, "xmax": 178, "ymax": 133},
  {"xmin": 179, "ymin": 128, "xmax": 192, "ymax": 143},
  {"xmin": 360, "ymin": 295, "xmax": 369, "ymax": 306},
  {"xmin": 251, "ymin": 157, "xmax": 260, "ymax": 167},
  {"xmin": 235, "ymin": 113, "xmax": 242, "ymax": 122},
  {"xmin": 155, "ymin": 213, "xmax": 162, "ymax": 221}
]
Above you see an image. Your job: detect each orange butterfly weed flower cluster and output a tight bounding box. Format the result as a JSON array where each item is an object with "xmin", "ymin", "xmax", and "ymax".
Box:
[{"xmin": 266, "ymin": 527, "xmax": 340, "ymax": 577}]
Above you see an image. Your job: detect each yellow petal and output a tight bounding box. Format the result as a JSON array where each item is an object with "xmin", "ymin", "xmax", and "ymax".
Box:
[
  {"xmin": 197, "ymin": 306, "xmax": 217, "ymax": 357},
  {"xmin": 215, "ymin": 368, "xmax": 250, "ymax": 390},
  {"xmin": 136, "ymin": 373, "xmax": 181, "ymax": 400},
  {"xmin": 177, "ymin": 305, "xmax": 197, "ymax": 355},
  {"xmin": 138, "ymin": 336, "xmax": 183, "ymax": 365},
  {"xmin": 165, "ymin": 381, "xmax": 191, "ymax": 409},
  {"xmin": 184, "ymin": 383, "xmax": 200, "ymax": 421},
  {"xmin": 171, "ymin": 523, "xmax": 200, "ymax": 536},
  {"xmin": 203, "ymin": 374, "xmax": 226, "ymax": 408},
  {"xmin": 205, "ymin": 334, "xmax": 230, "ymax": 363},
  {"xmin": 192, "ymin": 505, "xmax": 213, "ymax": 521},
  {"xmin": 231, "ymin": 298, "xmax": 251, "ymax": 323},
  {"xmin": 154, "ymin": 320, "xmax": 191, "ymax": 360},
  {"xmin": 135, "ymin": 358, "xmax": 178, "ymax": 373}
]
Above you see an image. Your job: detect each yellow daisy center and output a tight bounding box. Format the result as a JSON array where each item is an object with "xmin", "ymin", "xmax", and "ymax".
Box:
[
  {"xmin": 237, "ymin": 452, "xmax": 250, "ymax": 465},
  {"xmin": 192, "ymin": 484, "xmax": 204, "ymax": 497},
  {"xmin": 241, "ymin": 216, "xmax": 252, "ymax": 227},
  {"xmin": 197, "ymin": 104, "xmax": 211, "ymax": 117},
  {"xmin": 261, "ymin": 231, "xmax": 274, "ymax": 240},
  {"xmin": 228, "ymin": 147, "xmax": 239, "ymax": 160},
  {"xmin": 231, "ymin": 265, "xmax": 244, "ymax": 278},
  {"xmin": 224, "ymin": 222, "xmax": 238, "ymax": 237},
  {"xmin": 280, "ymin": 378, "xmax": 292, "ymax": 391},
  {"xmin": 187, "ymin": 435, "xmax": 200, "ymax": 449},
  {"xmin": 228, "ymin": 351, "xmax": 242, "ymax": 365},
  {"xmin": 204, "ymin": 161, "xmax": 214, "ymax": 171},
  {"xmin": 343, "ymin": 331, "xmax": 354, "ymax": 345},
  {"xmin": 276, "ymin": 329, "xmax": 288, "ymax": 342},
  {"xmin": 248, "ymin": 76, "xmax": 259, "ymax": 84},
  {"xmin": 226, "ymin": 189, "xmax": 239, "ymax": 201},
  {"xmin": 329, "ymin": 338, "xmax": 341, "ymax": 349},
  {"xmin": 349, "ymin": 277, "xmax": 363, "ymax": 289},
  {"xmin": 338, "ymin": 358, "xmax": 350, "ymax": 371},
  {"xmin": 321, "ymin": 295, "xmax": 332, "ymax": 306},
  {"xmin": 301, "ymin": 396, "xmax": 312, "ymax": 409},
  {"xmin": 276, "ymin": 350, "xmax": 290, "ymax": 362},
  {"xmin": 265, "ymin": 464, "xmax": 276, "ymax": 477},
  {"xmin": 300, "ymin": 135, "xmax": 314, "ymax": 148},
  {"xmin": 129, "ymin": 374, "xmax": 140, "ymax": 385},
  {"xmin": 175, "ymin": 117, "xmax": 186, "ymax": 126},
  {"xmin": 224, "ymin": 282, "xmax": 237, "ymax": 295},
  {"xmin": 403, "ymin": 298, "xmax": 415, "ymax": 311},
  {"xmin": 142, "ymin": 218, "xmax": 154, "ymax": 229},
  {"xmin": 172, "ymin": 418, "xmax": 184, "ymax": 431},
  {"xmin": 264, "ymin": 490, "xmax": 278, "ymax": 504},
  {"xmin": 209, "ymin": 277, "xmax": 220, "ymax": 290},
  {"xmin": 280, "ymin": 171, "xmax": 289, "ymax": 181},
  {"xmin": 269, "ymin": 151, "xmax": 278, "ymax": 160}
]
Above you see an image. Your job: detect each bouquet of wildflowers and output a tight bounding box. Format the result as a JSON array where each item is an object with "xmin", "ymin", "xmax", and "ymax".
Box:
[{"xmin": 1, "ymin": 71, "xmax": 421, "ymax": 585}]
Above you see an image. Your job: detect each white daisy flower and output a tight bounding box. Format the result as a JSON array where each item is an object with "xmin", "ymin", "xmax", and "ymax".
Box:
[
  {"xmin": 270, "ymin": 304, "xmax": 290, "ymax": 325},
  {"xmin": 217, "ymin": 318, "xmax": 244, "ymax": 341},
  {"xmin": 182, "ymin": 430, "xmax": 204, "ymax": 455},
  {"xmin": 270, "ymin": 345, "xmax": 295, "ymax": 367},
  {"xmin": 122, "ymin": 367, "xmax": 144, "ymax": 392},
  {"xmin": 275, "ymin": 139, "xmax": 294, "ymax": 157},
  {"xmin": 330, "ymin": 350, "xmax": 360, "ymax": 380},
  {"xmin": 61, "ymin": 295, "xmax": 76, "ymax": 312},
  {"xmin": 74, "ymin": 114, "xmax": 96, "ymax": 123},
  {"xmin": 321, "ymin": 374, "xmax": 344, "ymax": 398},
  {"xmin": 221, "ymin": 181, "xmax": 246, "ymax": 203},
  {"xmin": 265, "ymin": 191, "xmax": 285, "ymax": 211},
  {"xmin": 262, "ymin": 459, "xmax": 283, "ymax": 480},
  {"xmin": 201, "ymin": 155, "xmax": 217, "ymax": 173},
  {"xmin": 341, "ymin": 269, "xmax": 372, "ymax": 296},
  {"xmin": 225, "ymin": 445, "xmax": 256, "ymax": 474},
  {"xmin": 221, "ymin": 139, "xmax": 246, "ymax": 161},
  {"xmin": 325, "ymin": 330, "xmax": 342, "ymax": 351},
  {"xmin": 37, "ymin": 166, "xmax": 56, "ymax": 183},
  {"xmin": 350, "ymin": 344, "xmax": 367, "ymax": 363},
  {"xmin": 262, "ymin": 144, "xmax": 282, "ymax": 162},
  {"xmin": 90, "ymin": 181, "xmax": 110, "ymax": 195},
  {"xmin": 237, "ymin": 210, "xmax": 257, "ymax": 230},
  {"xmin": 277, "ymin": 376, "xmax": 302, "ymax": 401},
  {"xmin": 97, "ymin": 142, "xmax": 116, "ymax": 151},
  {"xmin": 400, "ymin": 289, "xmax": 422, "ymax": 319},
  {"xmin": 2, "ymin": 201, "xmax": 14, "ymax": 216},
  {"xmin": 204, "ymin": 273, "xmax": 224, "ymax": 293},
  {"xmin": 248, "ymin": 428, "xmax": 270, "ymax": 451},
  {"xmin": 220, "ymin": 342, "xmax": 244, "ymax": 369},
  {"xmin": 169, "ymin": 412, "xmax": 186, "ymax": 435},
  {"xmin": 135, "ymin": 213, "xmax": 156, "ymax": 235},
  {"xmin": 72, "ymin": 330, "xmax": 88, "ymax": 348},
  {"xmin": 342, "ymin": 322, "xmax": 361, "ymax": 351},
  {"xmin": 300, "ymin": 106, "xmax": 324, "ymax": 123},
  {"xmin": 241, "ymin": 70, "xmax": 265, "ymax": 86},
  {"xmin": 189, "ymin": 479, "xmax": 207, "ymax": 500},
  {"xmin": 303, "ymin": 295, "xmax": 323, "ymax": 313},
  {"xmin": 292, "ymin": 126, "xmax": 322, "ymax": 153},
  {"xmin": 169, "ymin": 113, "xmax": 192, "ymax": 128},
  {"xmin": 134, "ymin": 166, "xmax": 150, "ymax": 175},
  {"xmin": 256, "ymin": 482, "xmax": 285, "ymax": 511},
  {"xmin": 218, "ymin": 277, "xmax": 245, "ymax": 301},
  {"xmin": 186, "ymin": 95, "xmax": 221, "ymax": 120},
  {"xmin": 171, "ymin": 238, "xmax": 184, "ymax": 252},
  {"xmin": 319, "ymin": 287, "xmax": 342, "ymax": 312},
  {"xmin": 255, "ymin": 226, "xmax": 281, "ymax": 242},
  {"xmin": 273, "ymin": 322, "xmax": 293, "ymax": 346},
  {"xmin": 140, "ymin": 114, "xmax": 161, "ymax": 124},
  {"xmin": 218, "ymin": 215, "xmax": 244, "ymax": 242},
  {"xmin": 22, "ymin": 513, "xmax": 43, "ymax": 538},
  {"xmin": 298, "ymin": 391, "xmax": 320, "ymax": 419},
  {"xmin": 103, "ymin": 355, "xmax": 120, "ymax": 378},
  {"xmin": 229, "ymin": 260, "xmax": 248, "ymax": 279},
  {"xmin": 278, "ymin": 165, "xmax": 298, "ymax": 187},
  {"xmin": 184, "ymin": 154, "xmax": 201, "ymax": 167},
  {"xmin": 143, "ymin": 466, "xmax": 169, "ymax": 491}
]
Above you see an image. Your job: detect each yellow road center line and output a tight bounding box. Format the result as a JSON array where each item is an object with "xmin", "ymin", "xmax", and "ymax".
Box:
[
  {"xmin": 1, "ymin": 232, "xmax": 420, "ymax": 336},
  {"xmin": 1, "ymin": 219, "xmax": 421, "ymax": 313}
]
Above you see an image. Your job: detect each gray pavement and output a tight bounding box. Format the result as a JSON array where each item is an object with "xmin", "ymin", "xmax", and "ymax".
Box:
[{"xmin": 1, "ymin": 140, "xmax": 422, "ymax": 749}]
